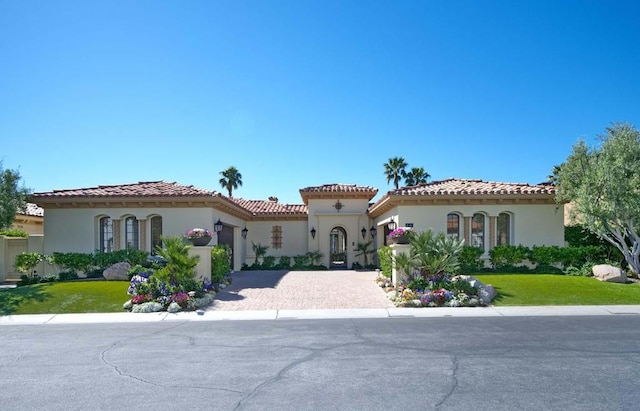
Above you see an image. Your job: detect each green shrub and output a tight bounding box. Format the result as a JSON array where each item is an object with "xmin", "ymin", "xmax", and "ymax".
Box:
[
  {"xmin": 39, "ymin": 274, "xmax": 58, "ymax": 283},
  {"xmin": 0, "ymin": 228, "xmax": 28, "ymax": 237},
  {"xmin": 17, "ymin": 274, "xmax": 40, "ymax": 286},
  {"xmin": 51, "ymin": 252, "xmax": 94, "ymax": 274},
  {"xmin": 211, "ymin": 245, "xmax": 231, "ymax": 283},
  {"xmin": 459, "ymin": 246, "xmax": 484, "ymax": 273},
  {"xmin": 278, "ymin": 256, "xmax": 291, "ymax": 269},
  {"xmin": 293, "ymin": 254, "xmax": 309, "ymax": 269},
  {"xmin": 93, "ymin": 249, "xmax": 149, "ymax": 270},
  {"xmin": 564, "ymin": 261, "xmax": 597, "ymax": 277},
  {"xmin": 489, "ymin": 245, "xmax": 529, "ymax": 268},
  {"xmin": 351, "ymin": 261, "xmax": 363, "ymax": 269},
  {"xmin": 14, "ymin": 252, "xmax": 43, "ymax": 275},
  {"xmin": 58, "ymin": 271, "xmax": 79, "ymax": 281},
  {"xmin": 262, "ymin": 255, "xmax": 276, "ymax": 269},
  {"xmin": 378, "ymin": 246, "xmax": 393, "ymax": 278}
]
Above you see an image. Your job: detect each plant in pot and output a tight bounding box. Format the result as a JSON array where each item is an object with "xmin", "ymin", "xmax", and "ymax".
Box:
[
  {"xmin": 388, "ymin": 227, "xmax": 412, "ymax": 244},
  {"xmin": 185, "ymin": 228, "xmax": 213, "ymax": 246}
]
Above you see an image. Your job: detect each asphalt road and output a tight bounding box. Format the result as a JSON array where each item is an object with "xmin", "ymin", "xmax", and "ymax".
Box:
[{"xmin": 2, "ymin": 316, "xmax": 640, "ymax": 411}]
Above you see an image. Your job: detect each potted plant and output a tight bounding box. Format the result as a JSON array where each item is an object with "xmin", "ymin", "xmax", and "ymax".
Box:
[
  {"xmin": 185, "ymin": 228, "xmax": 213, "ymax": 246},
  {"xmin": 388, "ymin": 227, "xmax": 412, "ymax": 244}
]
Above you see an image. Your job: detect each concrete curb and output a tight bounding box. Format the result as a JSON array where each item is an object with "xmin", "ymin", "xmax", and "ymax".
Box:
[{"xmin": 2, "ymin": 305, "xmax": 640, "ymax": 325}]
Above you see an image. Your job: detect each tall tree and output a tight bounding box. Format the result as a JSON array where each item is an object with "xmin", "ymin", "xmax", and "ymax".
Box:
[
  {"xmin": 219, "ymin": 166, "xmax": 243, "ymax": 197},
  {"xmin": 404, "ymin": 167, "xmax": 431, "ymax": 186},
  {"xmin": 0, "ymin": 163, "xmax": 30, "ymax": 230},
  {"xmin": 383, "ymin": 157, "xmax": 408, "ymax": 189},
  {"xmin": 555, "ymin": 122, "xmax": 640, "ymax": 274}
]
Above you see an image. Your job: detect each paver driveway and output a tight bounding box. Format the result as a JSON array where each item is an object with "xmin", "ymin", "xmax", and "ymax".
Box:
[{"xmin": 207, "ymin": 270, "xmax": 395, "ymax": 310}]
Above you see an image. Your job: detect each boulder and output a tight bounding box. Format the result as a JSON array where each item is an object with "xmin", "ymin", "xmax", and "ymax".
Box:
[
  {"xmin": 478, "ymin": 285, "xmax": 496, "ymax": 304},
  {"xmin": 103, "ymin": 262, "xmax": 131, "ymax": 281},
  {"xmin": 452, "ymin": 275, "xmax": 483, "ymax": 288},
  {"xmin": 592, "ymin": 264, "xmax": 627, "ymax": 283}
]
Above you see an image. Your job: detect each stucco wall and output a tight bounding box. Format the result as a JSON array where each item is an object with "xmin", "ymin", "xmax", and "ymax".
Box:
[
  {"xmin": 244, "ymin": 220, "xmax": 308, "ymax": 265},
  {"xmin": 307, "ymin": 198, "xmax": 375, "ymax": 267},
  {"xmin": 381, "ymin": 203, "xmax": 564, "ymax": 252},
  {"xmin": 43, "ymin": 207, "xmax": 244, "ymax": 254}
]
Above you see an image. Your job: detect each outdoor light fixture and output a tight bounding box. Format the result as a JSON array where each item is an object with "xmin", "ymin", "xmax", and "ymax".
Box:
[
  {"xmin": 214, "ymin": 218, "xmax": 224, "ymax": 233},
  {"xmin": 361, "ymin": 227, "xmax": 367, "ymax": 239},
  {"xmin": 310, "ymin": 227, "xmax": 316, "ymax": 239},
  {"xmin": 370, "ymin": 225, "xmax": 377, "ymax": 238},
  {"xmin": 241, "ymin": 227, "xmax": 248, "ymax": 239},
  {"xmin": 387, "ymin": 218, "xmax": 397, "ymax": 231}
]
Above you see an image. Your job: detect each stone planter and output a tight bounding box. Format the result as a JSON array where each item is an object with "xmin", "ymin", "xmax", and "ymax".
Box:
[
  {"xmin": 188, "ymin": 236, "xmax": 212, "ymax": 246},
  {"xmin": 389, "ymin": 235, "xmax": 409, "ymax": 244}
]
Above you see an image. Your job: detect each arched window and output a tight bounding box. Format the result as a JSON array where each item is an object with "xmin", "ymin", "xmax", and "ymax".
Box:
[
  {"xmin": 447, "ymin": 213, "xmax": 460, "ymax": 239},
  {"xmin": 497, "ymin": 213, "xmax": 511, "ymax": 246},
  {"xmin": 150, "ymin": 216, "xmax": 163, "ymax": 255},
  {"xmin": 100, "ymin": 217, "xmax": 113, "ymax": 252},
  {"xmin": 125, "ymin": 216, "xmax": 139, "ymax": 250},
  {"xmin": 471, "ymin": 213, "xmax": 485, "ymax": 250}
]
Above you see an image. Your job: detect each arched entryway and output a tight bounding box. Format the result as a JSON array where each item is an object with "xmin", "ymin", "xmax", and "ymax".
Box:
[{"xmin": 329, "ymin": 227, "xmax": 347, "ymax": 269}]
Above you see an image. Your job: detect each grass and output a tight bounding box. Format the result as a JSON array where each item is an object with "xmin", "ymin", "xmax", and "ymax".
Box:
[
  {"xmin": 2, "ymin": 274, "xmax": 640, "ymax": 315},
  {"xmin": 0, "ymin": 280, "xmax": 129, "ymax": 315},
  {"xmin": 474, "ymin": 274, "xmax": 640, "ymax": 306}
]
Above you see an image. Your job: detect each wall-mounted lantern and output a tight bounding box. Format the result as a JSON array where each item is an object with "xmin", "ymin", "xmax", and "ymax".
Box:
[
  {"xmin": 370, "ymin": 225, "xmax": 377, "ymax": 238},
  {"xmin": 310, "ymin": 227, "xmax": 316, "ymax": 239},
  {"xmin": 214, "ymin": 218, "xmax": 224, "ymax": 233},
  {"xmin": 241, "ymin": 227, "xmax": 248, "ymax": 239},
  {"xmin": 387, "ymin": 218, "xmax": 397, "ymax": 231},
  {"xmin": 361, "ymin": 227, "xmax": 367, "ymax": 239}
]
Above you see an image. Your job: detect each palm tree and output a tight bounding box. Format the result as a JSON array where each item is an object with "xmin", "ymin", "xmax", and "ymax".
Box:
[
  {"xmin": 383, "ymin": 157, "xmax": 408, "ymax": 189},
  {"xmin": 353, "ymin": 241, "xmax": 373, "ymax": 266},
  {"xmin": 251, "ymin": 241, "xmax": 269, "ymax": 265},
  {"xmin": 219, "ymin": 166, "xmax": 243, "ymax": 197},
  {"xmin": 404, "ymin": 167, "xmax": 431, "ymax": 186}
]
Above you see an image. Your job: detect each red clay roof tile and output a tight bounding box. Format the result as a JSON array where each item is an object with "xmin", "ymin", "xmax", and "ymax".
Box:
[
  {"xmin": 33, "ymin": 181, "xmax": 218, "ymax": 199},
  {"xmin": 390, "ymin": 178, "xmax": 556, "ymax": 196}
]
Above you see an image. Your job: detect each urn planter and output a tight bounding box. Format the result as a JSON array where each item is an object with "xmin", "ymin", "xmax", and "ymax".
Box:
[{"xmin": 188, "ymin": 236, "xmax": 212, "ymax": 246}]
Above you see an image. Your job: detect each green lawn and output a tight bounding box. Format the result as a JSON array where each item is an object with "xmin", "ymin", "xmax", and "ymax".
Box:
[
  {"xmin": 0, "ymin": 281, "xmax": 129, "ymax": 315},
  {"xmin": 475, "ymin": 274, "xmax": 640, "ymax": 306}
]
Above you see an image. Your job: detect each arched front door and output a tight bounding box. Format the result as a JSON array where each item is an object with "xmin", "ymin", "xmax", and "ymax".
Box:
[{"xmin": 329, "ymin": 227, "xmax": 347, "ymax": 269}]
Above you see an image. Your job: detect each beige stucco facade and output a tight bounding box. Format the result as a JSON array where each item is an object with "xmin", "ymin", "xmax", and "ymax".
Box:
[{"xmin": 32, "ymin": 179, "xmax": 564, "ymax": 270}]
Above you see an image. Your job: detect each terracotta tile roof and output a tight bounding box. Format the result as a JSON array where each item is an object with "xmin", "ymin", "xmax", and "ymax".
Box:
[
  {"xmin": 299, "ymin": 183, "xmax": 378, "ymax": 194},
  {"xmin": 33, "ymin": 181, "xmax": 218, "ymax": 199},
  {"xmin": 390, "ymin": 178, "xmax": 556, "ymax": 196},
  {"xmin": 18, "ymin": 203, "xmax": 44, "ymax": 217},
  {"xmin": 231, "ymin": 198, "xmax": 308, "ymax": 215}
]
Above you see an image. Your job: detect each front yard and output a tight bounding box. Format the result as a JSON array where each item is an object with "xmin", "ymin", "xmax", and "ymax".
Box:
[
  {"xmin": 1, "ymin": 274, "xmax": 639, "ymax": 315},
  {"xmin": 475, "ymin": 274, "xmax": 640, "ymax": 306},
  {"xmin": 0, "ymin": 281, "xmax": 128, "ymax": 315}
]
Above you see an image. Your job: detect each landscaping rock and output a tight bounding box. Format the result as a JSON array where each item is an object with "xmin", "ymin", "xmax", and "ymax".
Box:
[
  {"xmin": 103, "ymin": 262, "xmax": 131, "ymax": 281},
  {"xmin": 592, "ymin": 264, "xmax": 627, "ymax": 283},
  {"xmin": 478, "ymin": 285, "xmax": 496, "ymax": 304},
  {"xmin": 452, "ymin": 275, "xmax": 483, "ymax": 288}
]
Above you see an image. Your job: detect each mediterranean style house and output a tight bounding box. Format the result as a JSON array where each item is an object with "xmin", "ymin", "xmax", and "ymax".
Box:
[{"xmin": 32, "ymin": 178, "xmax": 563, "ymax": 270}]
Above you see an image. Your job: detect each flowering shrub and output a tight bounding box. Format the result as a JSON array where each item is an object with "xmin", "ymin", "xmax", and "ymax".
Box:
[
  {"xmin": 389, "ymin": 227, "xmax": 412, "ymax": 239},
  {"xmin": 388, "ymin": 275, "xmax": 489, "ymax": 307},
  {"xmin": 185, "ymin": 228, "xmax": 213, "ymax": 238},
  {"xmin": 123, "ymin": 236, "xmax": 226, "ymax": 313}
]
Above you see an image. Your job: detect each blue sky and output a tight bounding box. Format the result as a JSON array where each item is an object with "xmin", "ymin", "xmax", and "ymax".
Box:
[{"xmin": 1, "ymin": 0, "xmax": 639, "ymax": 204}]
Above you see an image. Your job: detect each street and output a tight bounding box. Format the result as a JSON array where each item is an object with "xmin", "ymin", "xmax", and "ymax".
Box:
[{"xmin": 2, "ymin": 315, "xmax": 639, "ymax": 410}]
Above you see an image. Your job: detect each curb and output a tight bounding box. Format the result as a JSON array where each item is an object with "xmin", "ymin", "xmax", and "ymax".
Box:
[{"xmin": 2, "ymin": 305, "xmax": 640, "ymax": 325}]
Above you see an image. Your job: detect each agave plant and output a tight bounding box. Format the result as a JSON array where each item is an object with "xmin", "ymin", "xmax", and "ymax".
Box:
[{"xmin": 409, "ymin": 230, "xmax": 465, "ymax": 277}]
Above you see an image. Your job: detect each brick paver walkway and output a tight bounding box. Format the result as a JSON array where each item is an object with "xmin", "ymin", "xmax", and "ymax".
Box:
[{"xmin": 207, "ymin": 270, "xmax": 395, "ymax": 310}]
